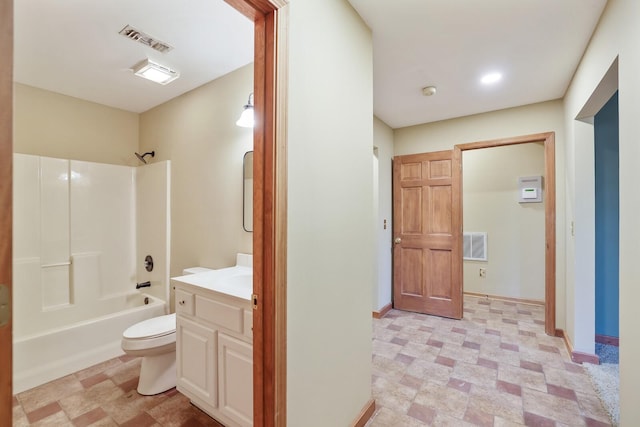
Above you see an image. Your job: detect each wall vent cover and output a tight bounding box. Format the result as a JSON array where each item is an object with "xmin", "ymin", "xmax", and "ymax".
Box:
[
  {"xmin": 119, "ymin": 25, "xmax": 173, "ymax": 53},
  {"xmin": 463, "ymin": 232, "xmax": 487, "ymax": 261}
]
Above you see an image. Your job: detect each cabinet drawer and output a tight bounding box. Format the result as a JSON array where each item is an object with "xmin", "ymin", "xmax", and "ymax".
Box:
[
  {"xmin": 196, "ymin": 295, "xmax": 243, "ymax": 333},
  {"xmin": 175, "ymin": 289, "xmax": 195, "ymax": 316},
  {"xmin": 243, "ymin": 310, "xmax": 253, "ymax": 339}
]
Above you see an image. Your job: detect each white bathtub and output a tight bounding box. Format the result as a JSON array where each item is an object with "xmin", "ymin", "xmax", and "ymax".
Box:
[{"xmin": 13, "ymin": 292, "xmax": 166, "ymax": 393}]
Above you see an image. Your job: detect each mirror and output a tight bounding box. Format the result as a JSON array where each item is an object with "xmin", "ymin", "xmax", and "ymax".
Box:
[{"xmin": 243, "ymin": 151, "xmax": 253, "ymax": 232}]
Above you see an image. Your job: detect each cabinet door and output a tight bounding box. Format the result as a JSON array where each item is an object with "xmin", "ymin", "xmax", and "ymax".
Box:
[
  {"xmin": 177, "ymin": 317, "xmax": 217, "ymax": 408},
  {"xmin": 218, "ymin": 333, "xmax": 253, "ymax": 427}
]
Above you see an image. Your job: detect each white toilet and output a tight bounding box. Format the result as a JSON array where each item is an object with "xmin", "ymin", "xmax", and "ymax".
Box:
[
  {"xmin": 121, "ymin": 267, "xmax": 212, "ymax": 395},
  {"xmin": 121, "ymin": 312, "xmax": 177, "ymax": 395}
]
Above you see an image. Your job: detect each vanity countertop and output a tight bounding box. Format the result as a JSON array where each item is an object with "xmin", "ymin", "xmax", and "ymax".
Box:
[{"xmin": 172, "ymin": 265, "xmax": 253, "ymax": 301}]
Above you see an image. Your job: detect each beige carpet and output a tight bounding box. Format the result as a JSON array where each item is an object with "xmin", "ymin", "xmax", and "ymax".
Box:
[{"xmin": 584, "ymin": 362, "xmax": 619, "ymax": 426}]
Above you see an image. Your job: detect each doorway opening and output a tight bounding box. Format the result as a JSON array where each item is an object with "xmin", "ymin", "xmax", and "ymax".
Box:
[
  {"xmin": 594, "ymin": 91, "xmax": 619, "ymax": 359},
  {"xmin": 454, "ymin": 132, "xmax": 556, "ymax": 336},
  {"xmin": 572, "ymin": 57, "xmax": 618, "ymax": 364},
  {"xmin": 1, "ymin": 0, "xmax": 288, "ymax": 425},
  {"xmin": 461, "ymin": 143, "xmax": 546, "ymax": 307},
  {"xmin": 571, "ymin": 57, "xmax": 619, "ymax": 424}
]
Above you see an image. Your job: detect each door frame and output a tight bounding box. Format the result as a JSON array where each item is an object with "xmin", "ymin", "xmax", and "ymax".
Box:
[
  {"xmin": 1, "ymin": 1, "xmax": 289, "ymax": 425},
  {"xmin": 454, "ymin": 132, "xmax": 556, "ymax": 336},
  {"xmin": 0, "ymin": 0, "xmax": 13, "ymax": 422},
  {"xmin": 224, "ymin": 1, "xmax": 288, "ymax": 425}
]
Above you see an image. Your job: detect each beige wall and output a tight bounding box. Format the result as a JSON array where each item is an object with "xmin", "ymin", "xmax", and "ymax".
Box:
[
  {"xmin": 373, "ymin": 116, "xmax": 393, "ymax": 311},
  {"xmin": 286, "ymin": 0, "xmax": 374, "ymax": 424},
  {"xmin": 562, "ymin": 0, "xmax": 640, "ymax": 423},
  {"xmin": 14, "ymin": 83, "xmax": 139, "ymax": 165},
  {"xmin": 139, "ymin": 64, "xmax": 253, "ymax": 279},
  {"xmin": 394, "ymin": 100, "xmax": 566, "ymax": 328},
  {"xmin": 462, "ymin": 143, "xmax": 545, "ymax": 300},
  {"xmin": 394, "ymin": 100, "xmax": 564, "ymax": 155}
]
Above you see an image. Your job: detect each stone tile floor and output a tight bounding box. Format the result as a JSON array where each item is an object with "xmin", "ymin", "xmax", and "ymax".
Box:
[
  {"xmin": 13, "ymin": 355, "xmax": 224, "ymax": 426},
  {"xmin": 13, "ymin": 294, "xmax": 613, "ymax": 426},
  {"xmin": 366, "ymin": 295, "xmax": 612, "ymax": 426}
]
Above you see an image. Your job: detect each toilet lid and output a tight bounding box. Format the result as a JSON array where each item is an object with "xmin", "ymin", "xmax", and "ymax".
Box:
[{"xmin": 123, "ymin": 313, "xmax": 176, "ymax": 339}]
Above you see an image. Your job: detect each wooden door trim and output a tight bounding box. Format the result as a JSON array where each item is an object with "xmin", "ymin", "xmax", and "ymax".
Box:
[
  {"xmin": 225, "ymin": 0, "xmax": 288, "ymax": 425},
  {"xmin": 454, "ymin": 132, "xmax": 556, "ymax": 336},
  {"xmin": 0, "ymin": 0, "xmax": 13, "ymax": 423}
]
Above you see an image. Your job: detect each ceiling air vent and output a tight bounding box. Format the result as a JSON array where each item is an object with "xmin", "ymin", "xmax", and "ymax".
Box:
[{"xmin": 119, "ymin": 25, "xmax": 173, "ymax": 53}]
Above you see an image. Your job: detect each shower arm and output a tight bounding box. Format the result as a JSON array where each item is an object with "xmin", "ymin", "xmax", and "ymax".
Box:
[
  {"xmin": 135, "ymin": 151, "xmax": 155, "ymax": 164},
  {"xmin": 136, "ymin": 281, "xmax": 151, "ymax": 289}
]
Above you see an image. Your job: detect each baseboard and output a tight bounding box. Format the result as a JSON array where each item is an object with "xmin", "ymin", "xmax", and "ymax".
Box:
[
  {"xmin": 351, "ymin": 399, "xmax": 376, "ymax": 427},
  {"xmin": 595, "ymin": 334, "xmax": 619, "ymax": 347},
  {"xmin": 373, "ymin": 303, "xmax": 392, "ymax": 319},
  {"xmin": 464, "ymin": 292, "xmax": 544, "ymax": 306},
  {"xmin": 571, "ymin": 351, "xmax": 600, "ymax": 364},
  {"xmin": 555, "ymin": 329, "xmax": 600, "ymax": 365}
]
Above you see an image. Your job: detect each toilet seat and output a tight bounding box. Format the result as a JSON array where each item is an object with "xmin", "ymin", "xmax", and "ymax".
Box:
[{"xmin": 121, "ymin": 313, "xmax": 176, "ymax": 354}]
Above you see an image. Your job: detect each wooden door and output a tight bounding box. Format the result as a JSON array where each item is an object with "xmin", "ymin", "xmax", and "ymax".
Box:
[
  {"xmin": 393, "ymin": 150, "xmax": 462, "ymax": 319},
  {"xmin": 0, "ymin": 0, "xmax": 12, "ymax": 423}
]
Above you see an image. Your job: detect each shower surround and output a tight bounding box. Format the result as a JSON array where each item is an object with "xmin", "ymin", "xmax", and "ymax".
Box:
[{"xmin": 12, "ymin": 154, "xmax": 171, "ymax": 393}]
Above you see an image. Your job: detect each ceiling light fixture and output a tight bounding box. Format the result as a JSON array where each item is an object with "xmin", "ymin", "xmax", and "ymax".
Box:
[
  {"xmin": 422, "ymin": 86, "xmax": 437, "ymax": 96},
  {"xmin": 481, "ymin": 72, "xmax": 503, "ymax": 85},
  {"xmin": 132, "ymin": 59, "xmax": 179, "ymax": 85},
  {"xmin": 236, "ymin": 93, "xmax": 254, "ymax": 128}
]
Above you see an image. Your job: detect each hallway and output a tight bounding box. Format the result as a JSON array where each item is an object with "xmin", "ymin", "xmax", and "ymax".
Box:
[{"xmin": 367, "ymin": 296, "xmax": 611, "ymax": 426}]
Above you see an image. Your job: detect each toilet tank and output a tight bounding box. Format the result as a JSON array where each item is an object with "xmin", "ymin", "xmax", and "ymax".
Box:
[{"xmin": 182, "ymin": 267, "xmax": 213, "ymax": 275}]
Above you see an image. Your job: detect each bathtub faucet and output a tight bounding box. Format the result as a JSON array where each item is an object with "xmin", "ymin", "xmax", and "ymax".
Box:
[{"xmin": 136, "ymin": 281, "xmax": 151, "ymax": 289}]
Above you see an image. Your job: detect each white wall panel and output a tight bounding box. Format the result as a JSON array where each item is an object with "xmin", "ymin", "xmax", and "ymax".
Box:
[
  {"xmin": 13, "ymin": 154, "xmax": 40, "ymax": 260},
  {"xmin": 39, "ymin": 157, "xmax": 69, "ymax": 266},
  {"xmin": 41, "ymin": 266, "xmax": 71, "ymax": 309},
  {"xmin": 136, "ymin": 161, "xmax": 171, "ymax": 306},
  {"xmin": 39, "ymin": 157, "xmax": 71, "ymax": 308},
  {"xmin": 70, "ymin": 160, "xmax": 136, "ymax": 298},
  {"xmin": 13, "ymin": 155, "xmax": 139, "ymax": 336}
]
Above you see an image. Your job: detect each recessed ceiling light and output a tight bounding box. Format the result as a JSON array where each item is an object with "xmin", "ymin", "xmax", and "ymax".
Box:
[
  {"xmin": 132, "ymin": 59, "xmax": 179, "ymax": 85},
  {"xmin": 481, "ymin": 72, "xmax": 502, "ymax": 85}
]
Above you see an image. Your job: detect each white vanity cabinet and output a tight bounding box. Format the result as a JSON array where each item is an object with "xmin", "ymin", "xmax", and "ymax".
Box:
[{"xmin": 174, "ymin": 280, "xmax": 253, "ymax": 427}]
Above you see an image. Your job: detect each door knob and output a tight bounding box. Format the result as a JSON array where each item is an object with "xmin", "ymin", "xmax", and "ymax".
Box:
[{"xmin": 394, "ymin": 237, "xmax": 402, "ymax": 244}]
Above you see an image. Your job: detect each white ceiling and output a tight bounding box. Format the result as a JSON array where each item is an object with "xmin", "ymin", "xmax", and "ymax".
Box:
[
  {"xmin": 14, "ymin": 0, "xmax": 254, "ymax": 113},
  {"xmin": 347, "ymin": 0, "xmax": 608, "ymax": 129},
  {"xmin": 15, "ymin": 1, "xmax": 607, "ymax": 128}
]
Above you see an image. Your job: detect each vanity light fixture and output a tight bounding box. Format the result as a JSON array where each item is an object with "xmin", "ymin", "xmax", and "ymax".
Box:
[
  {"xmin": 236, "ymin": 93, "xmax": 254, "ymax": 128},
  {"xmin": 132, "ymin": 59, "xmax": 179, "ymax": 85}
]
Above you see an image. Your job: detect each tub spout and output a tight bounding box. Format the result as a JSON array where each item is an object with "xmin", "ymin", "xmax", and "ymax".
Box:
[{"xmin": 136, "ymin": 281, "xmax": 151, "ymax": 289}]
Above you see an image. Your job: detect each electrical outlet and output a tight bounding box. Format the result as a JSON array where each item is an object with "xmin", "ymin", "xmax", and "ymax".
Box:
[{"xmin": 479, "ymin": 268, "xmax": 486, "ymax": 278}]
